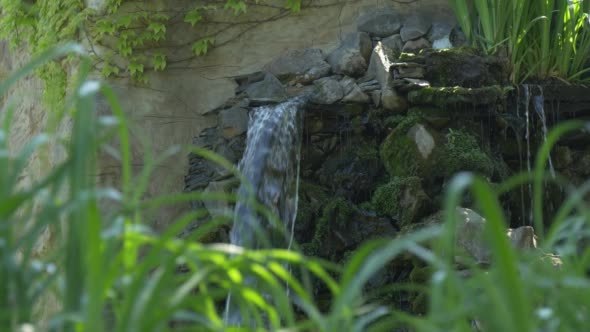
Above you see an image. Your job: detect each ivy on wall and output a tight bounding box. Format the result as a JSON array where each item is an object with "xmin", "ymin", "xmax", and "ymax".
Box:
[{"xmin": 0, "ymin": 0, "xmax": 302, "ymax": 110}]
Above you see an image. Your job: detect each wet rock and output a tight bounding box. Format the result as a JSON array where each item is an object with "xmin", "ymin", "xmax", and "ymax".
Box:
[
  {"xmin": 245, "ymin": 73, "xmax": 287, "ymax": 102},
  {"xmin": 392, "ymin": 62, "xmax": 426, "ymax": 79},
  {"xmin": 357, "ymin": 79, "xmax": 380, "ymax": 92},
  {"xmin": 317, "ymin": 141, "xmax": 382, "ymax": 202},
  {"xmin": 507, "ymin": 226, "xmax": 537, "ymax": 249},
  {"xmin": 340, "ymin": 77, "xmax": 370, "ymax": 103},
  {"xmin": 203, "ymin": 178, "xmax": 239, "ymax": 219},
  {"xmin": 408, "ymin": 86, "xmax": 508, "ymax": 106},
  {"xmin": 307, "ymin": 198, "xmax": 397, "ymax": 260},
  {"xmin": 450, "ymin": 26, "xmax": 468, "ymax": 47},
  {"xmin": 432, "ymin": 36, "xmax": 453, "ymax": 50},
  {"xmin": 372, "ymin": 176, "xmax": 432, "ymax": 227},
  {"xmin": 554, "ymin": 146, "xmax": 573, "ymax": 169},
  {"xmin": 427, "ymin": 22, "xmax": 453, "ymax": 43},
  {"xmin": 381, "ymin": 88, "xmax": 408, "ymax": 113},
  {"xmin": 264, "ymin": 48, "xmax": 331, "ymax": 83},
  {"xmin": 407, "ymin": 106, "xmax": 450, "ymax": 128},
  {"xmin": 312, "ymin": 76, "xmax": 344, "ymax": 104},
  {"xmin": 219, "ymin": 107, "xmax": 249, "ymax": 139},
  {"xmin": 440, "ymin": 129, "xmax": 495, "ymax": 178},
  {"xmin": 402, "ymin": 38, "xmax": 432, "ymax": 53},
  {"xmin": 327, "ymin": 32, "xmax": 372, "ymax": 77},
  {"xmin": 401, "ymin": 16, "xmax": 431, "ymax": 42},
  {"xmin": 365, "ymin": 42, "xmax": 395, "ymax": 86},
  {"xmin": 380, "ymin": 118, "xmax": 443, "ymax": 177},
  {"xmin": 357, "ymin": 10, "xmax": 402, "ymax": 38},
  {"xmin": 381, "ymin": 34, "xmax": 404, "ymax": 54},
  {"xmin": 392, "ymin": 78, "xmax": 431, "ymax": 93}
]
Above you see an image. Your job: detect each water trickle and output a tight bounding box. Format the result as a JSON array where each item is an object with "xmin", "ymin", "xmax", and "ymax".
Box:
[
  {"xmin": 225, "ymin": 96, "xmax": 306, "ymax": 326},
  {"xmin": 523, "ymin": 84, "xmax": 534, "ymax": 225},
  {"xmin": 531, "ymin": 85, "xmax": 556, "ymax": 178}
]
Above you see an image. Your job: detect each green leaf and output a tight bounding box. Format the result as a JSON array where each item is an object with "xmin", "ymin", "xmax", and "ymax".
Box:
[
  {"xmin": 224, "ymin": 0, "xmax": 247, "ymax": 14},
  {"xmin": 101, "ymin": 62, "xmax": 120, "ymax": 77},
  {"xmin": 184, "ymin": 8, "xmax": 203, "ymax": 26},
  {"xmin": 191, "ymin": 38, "xmax": 214, "ymax": 56},
  {"xmin": 128, "ymin": 60, "xmax": 144, "ymax": 77},
  {"xmin": 285, "ymin": 0, "xmax": 301, "ymax": 12},
  {"xmin": 153, "ymin": 53, "xmax": 166, "ymax": 71}
]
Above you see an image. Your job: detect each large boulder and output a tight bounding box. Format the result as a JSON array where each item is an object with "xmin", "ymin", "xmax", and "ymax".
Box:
[
  {"xmin": 365, "ymin": 42, "xmax": 408, "ymax": 113},
  {"xmin": 327, "ymin": 32, "xmax": 372, "ymax": 77},
  {"xmin": 311, "ymin": 76, "xmax": 344, "ymax": 104},
  {"xmin": 400, "ymin": 15, "xmax": 431, "ymax": 42},
  {"xmin": 245, "ymin": 73, "xmax": 287, "ymax": 102},
  {"xmin": 264, "ymin": 48, "xmax": 331, "ymax": 84},
  {"xmin": 218, "ymin": 106, "xmax": 248, "ymax": 139}
]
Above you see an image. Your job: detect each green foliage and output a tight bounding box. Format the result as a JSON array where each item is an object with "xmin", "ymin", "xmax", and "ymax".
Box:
[
  {"xmin": 0, "ymin": 0, "xmax": 303, "ymax": 109},
  {"xmin": 5, "ymin": 45, "xmax": 590, "ymax": 332},
  {"xmin": 441, "ymin": 129, "xmax": 494, "ymax": 178},
  {"xmin": 449, "ymin": 0, "xmax": 590, "ymax": 83},
  {"xmin": 371, "ymin": 176, "xmax": 424, "ymax": 225}
]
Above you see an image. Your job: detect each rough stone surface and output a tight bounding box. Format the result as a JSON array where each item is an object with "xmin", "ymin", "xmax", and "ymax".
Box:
[
  {"xmin": 357, "ymin": 10, "xmax": 402, "ymax": 37},
  {"xmin": 312, "ymin": 76, "xmax": 344, "ymax": 104},
  {"xmin": 402, "ymin": 37, "xmax": 432, "ymax": 53},
  {"xmin": 381, "ymin": 34, "xmax": 404, "ymax": 54},
  {"xmin": 219, "ymin": 107, "xmax": 249, "ymax": 139},
  {"xmin": 381, "ymin": 88, "xmax": 408, "ymax": 113},
  {"xmin": 340, "ymin": 77, "xmax": 371, "ymax": 103},
  {"xmin": 427, "ymin": 21, "xmax": 453, "ymax": 42},
  {"xmin": 245, "ymin": 73, "xmax": 287, "ymax": 102},
  {"xmin": 264, "ymin": 48, "xmax": 330, "ymax": 82},
  {"xmin": 327, "ymin": 32, "xmax": 372, "ymax": 77},
  {"xmin": 401, "ymin": 16, "xmax": 431, "ymax": 41},
  {"xmin": 380, "ymin": 120, "xmax": 443, "ymax": 177}
]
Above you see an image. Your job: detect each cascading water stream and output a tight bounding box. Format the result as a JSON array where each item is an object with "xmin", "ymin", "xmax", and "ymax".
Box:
[
  {"xmin": 520, "ymin": 84, "xmax": 555, "ymax": 225},
  {"xmin": 224, "ymin": 96, "xmax": 306, "ymax": 326}
]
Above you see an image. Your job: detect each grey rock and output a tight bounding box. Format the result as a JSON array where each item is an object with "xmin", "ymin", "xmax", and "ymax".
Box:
[
  {"xmin": 312, "ymin": 76, "xmax": 344, "ymax": 104},
  {"xmin": 450, "ymin": 26, "xmax": 468, "ymax": 47},
  {"xmin": 327, "ymin": 32, "xmax": 372, "ymax": 77},
  {"xmin": 245, "ymin": 73, "xmax": 287, "ymax": 102},
  {"xmin": 365, "ymin": 42, "xmax": 396, "ymax": 88},
  {"xmin": 507, "ymin": 226, "xmax": 538, "ymax": 249},
  {"xmin": 433, "ymin": 36, "xmax": 453, "ymax": 50},
  {"xmin": 357, "ymin": 79, "xmax": 380, "ymax": 92},
  {"xmin": 341, "ymin": 77, "xmax": 370, "ymax": 103},
  {"xmin": 264, "ymin": 48, "xmax": 330, "ymax": 82},
  {"xmin": 401, "ymin": 15, "xmax": 431, "ymax": 42},
  {"xmin": 381, "ymin": 88, "xmax": 408, "ymax": 113},
  {"xmin": 371, "ymin": 90, "xmax": 381, "ymax": 107},
  {"xmin": 381, "ymin": 34, "xmax": 404, "ymax": 54},
  {"xmin": 392, "ymin": 62, "xmax": 426, "ymax": 79},
  {"xmin": 203, "ymin": 179, "xmax": 239, "ymax": 219},
  {"xmin": 357, "ymin": 10, "xmax": 402, "ymax": 37},
  {"xmin": 427, "ymin": 22, "xmax": 453, "ymax": 42},
  {"xmin": 218, "ymin": 107, "xmax": 249, "ymax": 139},
  {"xmin": 402, "ymin": 38, "xmax": 432, "ymax": 53}
]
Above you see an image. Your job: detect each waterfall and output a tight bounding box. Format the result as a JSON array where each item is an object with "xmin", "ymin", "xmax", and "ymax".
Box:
[
  {"xmin": 225, "ymin": 96, "xmax": 306, "ymax": 326},
  {"xmin": 520, "ymin": 84, "xmax": 555, "ymax": 225}
]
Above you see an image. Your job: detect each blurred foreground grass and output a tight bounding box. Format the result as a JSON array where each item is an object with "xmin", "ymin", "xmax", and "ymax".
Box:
[{"xmin": 1, "ymin": 46, "xmax": 590, "ymax": 332}]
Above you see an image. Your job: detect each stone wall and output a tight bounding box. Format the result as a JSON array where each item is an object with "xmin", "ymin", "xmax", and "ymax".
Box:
[{"xmin": 94, "ymin": 0, "xmax": 456, "ymax": 230}]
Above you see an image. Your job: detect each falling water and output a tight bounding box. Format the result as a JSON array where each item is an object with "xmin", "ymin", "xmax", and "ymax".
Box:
[
  {"xmin": 523, "ymin": 84, "xmax": 534, "ymax": 225},
  {"xmin": 225, "ymin": 96, "xmax": 306, "ymax": 326},
  {"xmin": 531, "ymin": 86, "xmax": 556, "ymax": 178}
]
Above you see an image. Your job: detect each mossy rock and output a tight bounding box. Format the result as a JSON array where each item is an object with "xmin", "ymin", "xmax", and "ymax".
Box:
[
  {"xmin": 401, "ymin": 47, "xmax": 510, "ymax": 87},
  {"xmin": 372, "ymin": 176, "xmax": 431, "ymax": 227},
  {"xmin": 440, "ymin": 129, "xmax": 495, "ymax": 178},
  {"xmin": 295, "ymin": 182, "xmax": 331, "ymax": 243},
  {"xmin": 380, "ymin": 116, "xmax": 443, "ymax": 178},
  {"xmin": 306, "ymin": 198, "xmax": 396, "ymax": 260},
  {"xmin": 407, "ymin": 86, "xmax": 510, "ymax": 106},
  {"xmin": 407, "ymin": 106, "xmax": 450, "ymax": 128},
  {"xmin": 318, "ymin": 140, "xmax": 383, "ymax": 202}
]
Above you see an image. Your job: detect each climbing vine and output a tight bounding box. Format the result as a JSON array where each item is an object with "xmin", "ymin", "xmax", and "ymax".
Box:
[{"xmin": 0, "ymin": 0, "xmax": 302, "ymax": 109}]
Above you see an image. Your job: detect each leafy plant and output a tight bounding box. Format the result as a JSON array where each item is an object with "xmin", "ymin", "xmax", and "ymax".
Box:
[{"xmin": 449, "ymin": 0, "xmax": 590, "ymax": 83}]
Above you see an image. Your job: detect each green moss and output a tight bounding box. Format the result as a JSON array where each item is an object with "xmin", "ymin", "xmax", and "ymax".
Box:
[
  {"xmin": 296, "ymin": 182, "xmax": 330, "ymax": 236},
  {"xmin": 407, "ymin": 106, "xmax": 450, "ymax": 128},
  {"xmin": 440, "ymin": 129, "xmax": 495, "ymax": 178},
  {"xmin": 306, "ymin": 197, "xmax": 355, "ymax": 259},
  {"xmin": 371, "ymin": 176, "xmax": 423, "ymax": 225},
  {"xmin": 408, "ymin": 86, "xmax": 511, "ymax": 106},
  {"xmin": 380, "ymin": 116, "xmax": 440, "ymax": 177}
]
